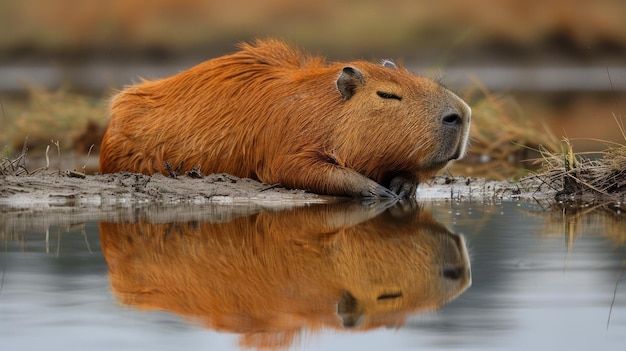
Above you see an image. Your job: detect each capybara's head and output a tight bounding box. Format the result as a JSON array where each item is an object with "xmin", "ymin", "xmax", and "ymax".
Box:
[
  {"xmin": 100, "ymin": 201, "xmax": 471, "ymax": 349},
  {"xmin": 331, "ymin": 61, "xmax": 471, "ymax": 184}
]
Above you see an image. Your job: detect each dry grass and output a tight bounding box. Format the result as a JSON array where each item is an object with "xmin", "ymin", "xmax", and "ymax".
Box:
[
  {"xmin": 1, "ymin": 145, "xmax": 44, "ymax": 176},
  {"xmin": 450, "ymin": 82, "xmax": 560, "ymax": 179},
  {"xmin": 1, "ymin": 141, "xmax": 46, "ymax": 176},
  {"xmin": 523, "ymin": 115, "xmax": 626, "ymax": 205},
  {"xmin": 0, "ymin": 138, "xmax": 88, "ymax": 176},
  {"xmin": 1, "ymin": 86, "xmax": 108, "ymax": 156}
]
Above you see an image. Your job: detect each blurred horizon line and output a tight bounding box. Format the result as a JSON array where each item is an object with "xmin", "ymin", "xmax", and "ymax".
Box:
[{"xmin": 1, "ymin": 62, "xmax": 625, "ymax": 95}]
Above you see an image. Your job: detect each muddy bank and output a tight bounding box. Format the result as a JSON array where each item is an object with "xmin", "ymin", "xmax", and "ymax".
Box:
[
  {"xmin": 0, "ymin": 172, "xmax": 535, "ymax": 234},
  {"xmin": 0, "ymin": 172, "xmax": 329, "ymax": 209},
  {"xmin": 0, "ymin": 172, "xmax": 324, "ymax": 230},
  {"xmin": 0, "ymin": 172, "xmax": 532, "ymax": 212}
]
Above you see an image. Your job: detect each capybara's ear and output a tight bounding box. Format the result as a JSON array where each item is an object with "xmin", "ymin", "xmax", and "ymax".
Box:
[
  {"xmin": 337, "ymin": 290, "xmax": 363, "ymax": 328},
  {"xmin": 381, "ymin": 59, "xmax": 397, "ymax": 69},
  {"xmin": 336, "ymin": 66, "xmax": 365, "ymax": 101}
]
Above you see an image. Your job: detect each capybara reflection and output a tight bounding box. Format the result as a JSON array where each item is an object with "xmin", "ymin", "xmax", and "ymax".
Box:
[
  {"xmin": 100, "ymin": 201, "xmax": 471, "ymax": 350},
  {"xmin": 99, "ymin": 39, "xmax": 471, "ymax": 198}
]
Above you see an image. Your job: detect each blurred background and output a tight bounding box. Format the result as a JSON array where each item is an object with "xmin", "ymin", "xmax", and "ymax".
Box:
[{"xmin": 1, "ymin": 0, "xmax": 624, "ymax": 178}]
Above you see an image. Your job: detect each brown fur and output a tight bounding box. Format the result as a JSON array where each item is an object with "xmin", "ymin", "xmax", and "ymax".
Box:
[
  {"xmin": 100, "ymin": 201, "xmax": 471, "ymax": 349},
  {"xmin": 99, "ymin": 39, "xmax": 471, "ymax": 197}
]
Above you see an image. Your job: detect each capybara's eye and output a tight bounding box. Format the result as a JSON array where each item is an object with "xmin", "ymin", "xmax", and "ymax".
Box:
[
  {"xmin": 376, "ymin": 91, "xmax": 402, "ymax": 100},
  {"xmin": 376, "ymin": 292, "xmax": 403, "ymax": 301}
]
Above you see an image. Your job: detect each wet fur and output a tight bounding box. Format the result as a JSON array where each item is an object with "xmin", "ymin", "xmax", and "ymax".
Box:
[{"xmin": 100, "ymin": 39, "xmax": 470, "ymax": 197}]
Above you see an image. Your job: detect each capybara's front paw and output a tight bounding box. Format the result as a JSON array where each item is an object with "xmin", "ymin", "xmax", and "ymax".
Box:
[
  {"xmin": 362, "ymin": 183, "xmax": 400, "ymax": 198},
  {"xmin": 389, "ymin": 176, "xmax": 418, "ymax": 198}
]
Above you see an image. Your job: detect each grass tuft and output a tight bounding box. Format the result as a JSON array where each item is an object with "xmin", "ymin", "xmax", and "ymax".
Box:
[
  {"xmin": 0, "ymin": 86, "xmax": 107, "ymax": 156},
  {"xmin": 451, "ymin": 81, "xmax": 560, "ymax": 180},
  {"xmin": 523, "ymin": 114, "xmax": 626, "ymax": 206}
]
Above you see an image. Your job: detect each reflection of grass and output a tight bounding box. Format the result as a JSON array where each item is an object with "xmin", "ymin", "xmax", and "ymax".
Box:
[{"xmin": 533, "ymin": 202, "xmax": 625, "ymax": 248}]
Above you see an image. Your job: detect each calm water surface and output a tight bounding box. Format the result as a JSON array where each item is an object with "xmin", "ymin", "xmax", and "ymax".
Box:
[{"xmin": 1, "ymin": 200, "xmax": 624, "ymax": 351}]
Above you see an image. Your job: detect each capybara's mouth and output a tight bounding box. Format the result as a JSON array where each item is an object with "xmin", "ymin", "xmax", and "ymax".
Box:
[
  {"xmin": 421, "ymin": 144, "xmax": 465, "ymax": 171},
  {"xmin": 449, "ymin": 148, "xmax": 463, "ymax": 161},
  {"xmin": 422, "ymin": 158, "xmax": 452, "ymax": 172},
  {"xmin": 450, "ymin": 125, "xmax": 471, "ymax": 162},
  {"xmin": 447, "ymin": 142, "xmax": 469, "ymax": 163}
]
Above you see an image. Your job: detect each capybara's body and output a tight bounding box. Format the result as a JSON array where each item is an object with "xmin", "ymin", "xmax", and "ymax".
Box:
[
  {"xmin": 100, "ymin": 202, "xmax": 471, "ymax": 349},
  {"xmin": 100, "ymin": 39, "xmax": 471, "ymax": 197}
]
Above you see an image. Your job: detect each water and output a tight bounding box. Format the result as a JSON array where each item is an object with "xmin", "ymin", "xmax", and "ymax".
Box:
[{"xmin": 1, "ymin": 200, "xmax": 625, "ymax": 351}]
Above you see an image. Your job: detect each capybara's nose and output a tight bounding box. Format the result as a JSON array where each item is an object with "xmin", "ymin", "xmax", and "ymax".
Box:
[
  {"xmin": 442, "ymin": 266, "xmax": 464, "ymax": 280},
  {"xmin": 441, "ymin": 113, "xmax": 462, "ymax": 126}
]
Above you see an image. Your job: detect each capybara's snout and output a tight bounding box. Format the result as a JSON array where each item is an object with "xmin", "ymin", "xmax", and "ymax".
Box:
[{"xmin": 435, "ymin": 90, "xmax": 472, "ymax": 163}]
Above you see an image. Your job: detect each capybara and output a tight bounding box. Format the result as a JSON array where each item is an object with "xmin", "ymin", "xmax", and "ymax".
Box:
[
  {"xmin": 99, "ymin": 39, "xmax": 471, "ymax": 197},
  {"xmin": 100, "ymin": 201, "xmax": 471, "ymax": 349}
]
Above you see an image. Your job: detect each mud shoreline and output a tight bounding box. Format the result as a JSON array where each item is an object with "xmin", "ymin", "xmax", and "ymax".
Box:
[
  {"xmin": 3, "ymin": 171, "xmax": 624, "ymax": 235},
  {"xmin": 0, "ymin": 172, "xmax": 541, "ymax": 233},
  {"xmin": 0, "ymin": 172, "xmax": 536, "ymax": 212}
]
